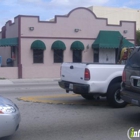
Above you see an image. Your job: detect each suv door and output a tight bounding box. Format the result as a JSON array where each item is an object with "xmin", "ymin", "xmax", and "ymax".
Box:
[{"xmin": 124, "ymin": 49, "xmax": 140, "ymax": 93}]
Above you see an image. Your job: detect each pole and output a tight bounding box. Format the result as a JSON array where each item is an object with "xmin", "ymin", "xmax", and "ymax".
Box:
[{"xmin": 116, "ymin": 36, "xmax": 123, "ymax": 63}]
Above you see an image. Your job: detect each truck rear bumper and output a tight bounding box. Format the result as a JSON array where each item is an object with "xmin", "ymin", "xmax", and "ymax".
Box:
[{"xmin": 58, "ymin": 80, "xmax": 89, "ymax": 94}]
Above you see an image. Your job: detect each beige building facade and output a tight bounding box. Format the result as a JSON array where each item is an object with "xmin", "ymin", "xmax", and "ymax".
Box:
[
  {"xmin": 0, "ymin": 7, "xmax": 136, "ymax": 79},
  {"xmin": 89, "ymin": 6, "xmax": 140, "ymax": 30}
]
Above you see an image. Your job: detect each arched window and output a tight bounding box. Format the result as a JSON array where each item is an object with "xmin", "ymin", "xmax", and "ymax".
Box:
[
  {"xmin": 70, "ymin": 41, "xmax": 84, "ymax": 62},
  {"xmin": 51, "ymin": 40, "xmax": 66, "ymax": 63},
  {"xmin": 31, "ymin": 40, "xmax": 46, "ymax": 63}
]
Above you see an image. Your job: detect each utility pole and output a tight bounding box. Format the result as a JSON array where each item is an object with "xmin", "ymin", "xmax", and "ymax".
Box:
[{"xmin": 116, "ymin": 36, "xmax": 123, "ymax": 63}]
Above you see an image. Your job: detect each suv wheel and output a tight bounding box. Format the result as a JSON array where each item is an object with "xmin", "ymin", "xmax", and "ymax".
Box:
[{"xmin": 107, "ymin": 83, "xmax": 127, "ymax": 108}]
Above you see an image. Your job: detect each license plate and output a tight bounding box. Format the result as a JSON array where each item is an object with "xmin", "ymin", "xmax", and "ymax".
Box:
[
  {"xmin": 69, "ymin": 84, "xmax": 73, "ymax": 90},
  {"xmin": 131, "ymin": 99, "xmax": 139, "ymax": 105}
]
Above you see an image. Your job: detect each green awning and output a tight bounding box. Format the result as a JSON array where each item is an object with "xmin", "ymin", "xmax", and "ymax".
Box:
[
  {"xmin": 31, "ymin": 40, "xmax": 46, "ymax": 50},
  {"xmin": 71, "ymin": 41, "xmax": 85, "ymax": 50},
  {"xmin": 92, "ymin": 31, "xmax": 134, "ymax": 49},
  {"xmin": 0, "ymin": 37, "xmax": 18, "ymax": 46},
  {"xmin": 51, "ymin": 40, "xmax": 66, "ymax": 50}
]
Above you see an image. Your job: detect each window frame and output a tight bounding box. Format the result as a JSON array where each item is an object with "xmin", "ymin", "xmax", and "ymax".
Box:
[
  {"xmin": 33, "ymin": 49, "xmax": 44, "ymax": 63},
  {"xmin": 93, "ymin": 48, "xmax": 99, "ymax": 62},
  {"xmin": 53, "ymin": 50, "xmax": 64, "ymax": 63},
  {"xmin": 72, "ymin": 50, "xmax": 82, "ymax": 62}
]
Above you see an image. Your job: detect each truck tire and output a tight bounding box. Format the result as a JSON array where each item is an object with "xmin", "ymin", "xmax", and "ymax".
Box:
[
  {"xmin": 81, "ymin": 94, "xmax": 94, "ymax": 100},
  {"xmin": 107, "ymin": 83, "xmax": 127, "ymax": 108}
]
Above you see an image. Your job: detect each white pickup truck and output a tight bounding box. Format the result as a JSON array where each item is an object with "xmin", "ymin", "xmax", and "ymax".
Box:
[{"xmin": 58, "ymin": 63, "xmax": 127, "ymax": 108}]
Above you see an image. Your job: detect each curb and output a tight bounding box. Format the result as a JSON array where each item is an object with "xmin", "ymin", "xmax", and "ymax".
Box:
[
  {"xmin": 10, "ymin": 78, "xmax": 60, "ymax": 82},
  {"xmin": 0, "ymin": 78, "xmax": 60, "ymax": 85},
  {"xmin": 0, "ymin": 80, "xmax": 13, "ymax": 85}
]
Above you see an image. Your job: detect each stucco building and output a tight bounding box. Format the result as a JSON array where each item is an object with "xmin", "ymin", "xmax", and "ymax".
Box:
[
  {"xmin": 89, "ymin": 6, "xmax": 140, "ymax": 30},
  {"xmin": 0, "ymin": 7, "xmax": 136, "ymax": 79}
]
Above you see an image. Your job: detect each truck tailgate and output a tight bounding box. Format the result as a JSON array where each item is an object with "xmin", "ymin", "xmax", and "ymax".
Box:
[{"xmin": 61, "ymin": 63, "xmax": 87, "ymax": 84}]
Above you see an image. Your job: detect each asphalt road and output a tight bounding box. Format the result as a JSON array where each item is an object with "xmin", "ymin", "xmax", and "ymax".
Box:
[{"xmin": 0, "ymin": 82, "xmax": 140, "ymax": 140}]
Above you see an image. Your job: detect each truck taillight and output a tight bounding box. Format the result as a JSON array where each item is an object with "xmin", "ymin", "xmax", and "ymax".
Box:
[
  {"xmin": 122, "ymin": 70, "xmax": 126, "ymax": 82},
  {"xmin": 84, "ymin": 68, "xmax": 90, "ymax": 80}
]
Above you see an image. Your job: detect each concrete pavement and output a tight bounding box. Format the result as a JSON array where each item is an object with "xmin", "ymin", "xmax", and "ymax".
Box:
[
  {"xmin": 0, "ymin": 79, "xmax": 13, "ymax": 85},
  {"xmin": 0, "ymin": 78, "xmax": 61, "ymax": 93},
  {"xmin": 0, "ymin": 78, "xmax": 60, "ymax": 85},
  {"xmin": 0, "ymin": 78, "xmax": 108, "ymax": 106}
]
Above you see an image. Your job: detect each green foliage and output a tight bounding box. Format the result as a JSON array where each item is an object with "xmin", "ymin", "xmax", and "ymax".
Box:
[{"xmin": 136, "ymin": 30, "xmax": 140, "ymax": 45}]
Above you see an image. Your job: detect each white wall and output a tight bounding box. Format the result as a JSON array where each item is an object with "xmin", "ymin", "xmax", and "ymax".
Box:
[
  {"xmin": 5, "ymin": 18, "xmax": 19, "ymax": 38},
  {"xmin": 99, "ymin": 49, "xmax": 115, "ymax": 63},
  {"xmin": 0, "ymin": 47, "xmax": 11, "ymax": 66},
  {"xmin": 0, "ymin": 67, "xmax": 18, "ymax": 79}
]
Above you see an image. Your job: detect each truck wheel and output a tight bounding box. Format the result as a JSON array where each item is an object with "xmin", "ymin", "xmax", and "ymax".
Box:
[
  {"xmin": 107, "ymin": 83, "xmax": 127, "ymax": 108},
  {"xmin": 81, "ymin": 94, "xmax": 94, "ymax": 100}
]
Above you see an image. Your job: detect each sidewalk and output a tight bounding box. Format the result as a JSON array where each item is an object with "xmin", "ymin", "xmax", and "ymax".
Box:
[{"xmin": 0, "ymin": 78, "xmax": 60, "ymax": 85}]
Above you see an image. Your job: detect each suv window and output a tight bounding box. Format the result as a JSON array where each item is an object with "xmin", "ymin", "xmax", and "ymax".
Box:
[{"xmin": 126, "ymin": 49, "xmax": 140, "ymax": 68}]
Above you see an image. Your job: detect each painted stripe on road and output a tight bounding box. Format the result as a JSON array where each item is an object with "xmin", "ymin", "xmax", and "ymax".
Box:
[{"xmin": 18, "ymin": 94, "xmax": 108, "ymax": 106}]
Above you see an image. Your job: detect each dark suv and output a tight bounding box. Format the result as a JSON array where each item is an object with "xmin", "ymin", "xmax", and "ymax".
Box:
[{"xmin": 121, "ymin": 48, "xmax": 140, "ymax": 106}]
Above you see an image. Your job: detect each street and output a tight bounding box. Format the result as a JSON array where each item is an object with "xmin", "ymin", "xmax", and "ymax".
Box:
[{"xmin": 0, "ymin": 80, "xmax": 140, "ymax": 140}]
